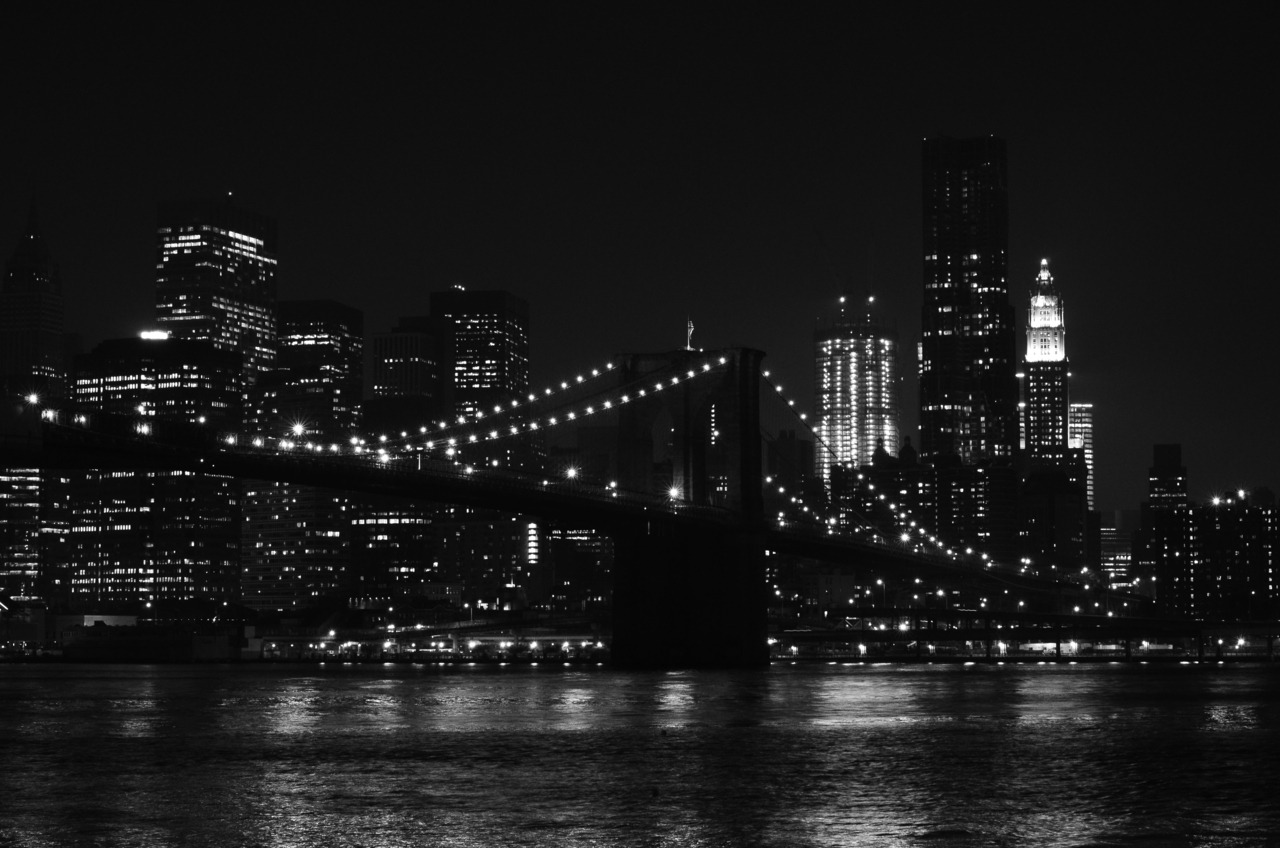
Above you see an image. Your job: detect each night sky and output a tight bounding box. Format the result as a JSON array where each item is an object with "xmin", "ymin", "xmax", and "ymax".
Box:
[{"xmin": 2, "ymin": 6, "xmax": 1274, "ymax": 514}]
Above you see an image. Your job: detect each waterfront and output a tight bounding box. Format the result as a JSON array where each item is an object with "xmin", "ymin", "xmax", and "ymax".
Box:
[{"xmin": 1, "ymin": 662, "xmax": 1277, "ymax": 847}]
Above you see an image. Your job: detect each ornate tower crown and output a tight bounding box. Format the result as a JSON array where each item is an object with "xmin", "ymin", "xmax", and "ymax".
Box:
[{"xmin": 1026, "ymin": 258, "xmax": 1065, "ymax": 362}]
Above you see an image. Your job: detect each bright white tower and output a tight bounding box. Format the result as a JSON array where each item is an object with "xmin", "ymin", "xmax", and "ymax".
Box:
[{"xmin": 813, "ymin": 295, "xmax": 899, "ymax": 485}]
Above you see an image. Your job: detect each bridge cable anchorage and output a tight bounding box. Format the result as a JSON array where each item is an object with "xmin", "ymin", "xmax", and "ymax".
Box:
[{"xmin": 758, "ymin": 370, "xmax": 1007, "ymax": 572}]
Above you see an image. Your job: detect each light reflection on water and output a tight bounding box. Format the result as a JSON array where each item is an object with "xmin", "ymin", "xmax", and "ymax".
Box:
[{"xmin": 1, "ymin": 663, "xmax": 1277, "ymax": 847}]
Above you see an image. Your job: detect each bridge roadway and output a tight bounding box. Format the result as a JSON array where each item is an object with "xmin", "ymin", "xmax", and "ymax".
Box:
[{"xmin": 4, "ymin": 404, "xmax": 1107, "ymax": 667}]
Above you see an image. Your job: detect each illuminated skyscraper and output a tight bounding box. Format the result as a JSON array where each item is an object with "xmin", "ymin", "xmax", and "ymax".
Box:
[
  {"xmin": 920, "ymin": 136, "xmax": 1017, "ymax": 464},
  {"xmin": 63, "ymin": 335, "xmax": 242, "ymax": 607},
  {"xmin": 246, "ymin": 299, "xmax": 364, "ymax": 438},
  {"xmin": 428, "ymin": 287, "xmax": 529, "ymax": 421},
  {"xmin": 1069, "ymin": 402, "xmax": 1095, "ymax": 509},
  {"xmin": 1023, "ymin": 259, "xmax": 1069, "ymax": 463},
  {"xmin": 813, "ymin": 294, "xmax": 899, "ymax": 485},
  {"xmin": 154, "ymin": 198, "xmax": 278, "ymax": 388}
]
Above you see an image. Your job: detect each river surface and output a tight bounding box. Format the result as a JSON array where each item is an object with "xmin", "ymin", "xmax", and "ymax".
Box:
[{"xmin": 1, "ymin": 662, "xmax": 1277, "ymax": 847}]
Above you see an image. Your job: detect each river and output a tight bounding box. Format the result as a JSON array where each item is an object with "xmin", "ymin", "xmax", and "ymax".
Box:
[{"xmin": 1, "ymin": 661, "xmax": 1277, "ymax": 847}]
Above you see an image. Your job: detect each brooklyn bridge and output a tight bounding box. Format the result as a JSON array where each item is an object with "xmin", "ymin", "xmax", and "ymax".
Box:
[{"xmin": 5, "ymin": 348, "xmax": 1261, "ymax": 667}]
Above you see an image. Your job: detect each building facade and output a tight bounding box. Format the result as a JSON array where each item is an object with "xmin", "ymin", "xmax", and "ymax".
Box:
[
  {"xmin": 61, "ymin": 336, "xmax": 242, "ymax": 608},
  {"xmin": 1, "ymin": 205, "xmax": 66, "ymax": 400},
  {"xmin": 813, "ymin": 294, "xmax": 899, "ymax": 485},
  {"xmin": 920, "ymin": 136, "xmax": 1018, "ymax": 465},
  {"xmin": 428, "ymin": 287, "xmax": 529, "ymax": 422},
  {"xmin": 154, "ymin": 198, "xmax": 278, "ymax": 388},
  {"xmin": 1022, "ymin": 259, "xmax": 1069, "ymax": 463},
  {"xmin": 241, "ymin": 300, "xmax": 364, "ymax": 613}
]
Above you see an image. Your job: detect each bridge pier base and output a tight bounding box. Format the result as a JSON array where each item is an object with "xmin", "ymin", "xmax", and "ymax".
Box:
[{"xmin": 611, "ymin": 520, "xmax": 768, "ymax": 669}]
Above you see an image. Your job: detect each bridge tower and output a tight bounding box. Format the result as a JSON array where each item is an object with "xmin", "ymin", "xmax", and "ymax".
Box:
[{"xmin": 610, "ymin": 349, "xmax": 768, "ymax": 667}]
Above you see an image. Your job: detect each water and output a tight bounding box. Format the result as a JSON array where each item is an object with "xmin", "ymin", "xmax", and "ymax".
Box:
[{"xmin": 1, "ymin": 662, "xmax": 1277, "ymax": 847}]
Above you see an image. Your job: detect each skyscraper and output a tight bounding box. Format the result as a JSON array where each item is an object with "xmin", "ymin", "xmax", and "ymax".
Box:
[
  {"xmin": 920, "ymin": 136, "xmax": 1017, "ymax": 464},
  {"xmin": 428, "ymin": 287, "xmax": 530, "ymax": 421},
  {"xmin": 246, "ymin": 299, "xmax": 364, "ymax": 438},
  {"xmin": 1, "ymin": 204, "xmax": 65, "ymax": 400},
  {"xmin": 1133, "ymin": 444, "xmax": 1192, "ymax": 609},
  {"xmin": 1, "ymin": 206, "xmax": 67, "ymax": 596},
  {"xmin": 1069, "ymin": 402, "xmax": 1095, "ymax": 509},
  {"xmin": 241, "ymin": 300, "xmax": 363, "ymax": 612},
  {"xmin": 63, "ymin": 335, "xmax": 242, "ymax": 607},
  {"xmin": 154, "ymin": 198, "xmax": 278, "ymax": 388},
  {"xmin": 813, "ymin": 294, "xmax": 899, "ymax": 485},
  {"xmin": 1023, "ymin": 259, "xmax": 1069, "ymax": 463}
]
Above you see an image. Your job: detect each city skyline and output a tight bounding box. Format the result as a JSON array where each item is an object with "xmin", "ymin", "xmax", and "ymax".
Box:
[{"xmin": 2, "ymin": 6, "xmax": 1274, "ymax": 513}]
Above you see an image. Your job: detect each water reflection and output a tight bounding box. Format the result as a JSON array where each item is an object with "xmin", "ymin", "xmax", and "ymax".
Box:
[{"xmin": 0, "ymin": 663, "xmax": 1277, "ymax": 847}]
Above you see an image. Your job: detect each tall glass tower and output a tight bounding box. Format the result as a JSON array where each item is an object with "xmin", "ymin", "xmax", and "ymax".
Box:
[
  {"xmin": 154, "ymin": 198, "xmax": 278, "ymax": 388},
  {"xmin": 920, "ymin": 136, "xmax": 1017, "ymax": 464},
  {"xmin": 813, "ymin": 294, "xmax": 899, "ymax": 485}
]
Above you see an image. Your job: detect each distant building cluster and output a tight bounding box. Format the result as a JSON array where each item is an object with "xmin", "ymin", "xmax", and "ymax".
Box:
[
  {"xmin": 0, "ymin": 200, "xmax": 610, "ymax": 629},
  {"xmin": 3, "ymin": 136, "xmax": 1277, "ymax": 632},
  {"xmin": 803, "ymin": 137, "xmax": 1275, "ymax": 621}
]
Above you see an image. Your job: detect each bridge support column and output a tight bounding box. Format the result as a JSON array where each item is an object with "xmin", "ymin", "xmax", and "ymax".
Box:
[{"xmin": 611, "ymin": 520, "xmax": 767, "ymax": 669}]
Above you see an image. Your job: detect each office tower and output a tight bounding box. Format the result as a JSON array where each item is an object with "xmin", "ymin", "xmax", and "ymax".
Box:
[
  {"xmin": 246, "ymin": 299, "xmax": 364, "ymax": 438},
  {"xmin": 919, "ymin": 137, "xmax": 1018, "ymax": 563},
  {"xmin": 372, "ymin": 315, "xmax": 442, "ymax": 400},
  {"xmin": 1191, "ymin": 489, "xmax": 1277, "ymax": 620},
  {"xmin": 1, "ymin": 207, "xmax": 67, "ymax": 595},
  {"xmin": 241, "ymin": 300, "xmax": 363, "ymax": 613},
  {"xmin": 1023, "ymin": 259, "xmax": 1069, "ymax": 463},
  {"xmin": 1099, "ymin": 509, "xmax": 1139, "ymax": 587},
  {"xmin": 1, "ymin": 205, "xmax": 66, "ymax": 400},
  {"xmin": 1133, "ymin": 444, "xmax": 1192, "ymax": 609},
  {"xmin": 813, "ymin": 294, "xmax": 899, "ymax": 485},
  {"xmin": 62, "ymin": 335, "xmax": 241, "ymax": 607},
  {"xmin": 364, "ymin": 315, "xmax": 447, "ymax": 434},
  {"xmin": 1069, "ymin": 403, "xmax": 1095, "ymax": 509},
  {"xmin": 73, "ymin": 335, "xmax": 241, "ymax": 425},
  {"xmin": 428, "ymin": 287, "xmax": 530, "ymax": 421},
  {"xmin": 920, "ymin": 136, "xmax": 1018, "ymax": 465},
  {"xmin": 154, "ymin": 198, "xmax": 278, "ymax": 389},
  {"xmin": 0, "ymin": 467, "xmax": 41, "ymax": 592}
]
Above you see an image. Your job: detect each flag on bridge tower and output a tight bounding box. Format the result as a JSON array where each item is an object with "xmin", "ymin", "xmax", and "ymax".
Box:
[{"xmin": 686, "ymin": 317, "xmax": 694, "ymax": 351}]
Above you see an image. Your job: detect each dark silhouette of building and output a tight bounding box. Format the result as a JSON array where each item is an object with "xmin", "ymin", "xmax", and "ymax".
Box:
[
  {"xmin": 154, "ymin": 198, "xmax": 278, "ymax": 387},
  {"xmin": 1191, "ymin": 488, "xmax": 1276, "ymax": 620},
  {"xmin": 1, "ymin": 205, "xmax": 69, "ymax": 595},
  {"xmin": 364, "ymin": 314, "xmax": 447, "ymax": 435},
  {"xmin": 920, "ymin": 136, "xmax": 1017, "ymax": 465},
  {"xmin": 1133, "ymin": 444, "xmax": 1191, "ymax": 609},
  {"xmin": 919, "ymin": 137, "xmax": 1018, "ymax": 562},
  {"xmin": 1, "ymin": 204, "xmax": 67, "ymax": 401}
]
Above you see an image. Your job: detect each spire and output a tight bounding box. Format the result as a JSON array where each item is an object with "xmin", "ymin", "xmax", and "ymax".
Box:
[{"xmin": 1035, "ymin": 258, "xmax": 1055, "ymax": 292}]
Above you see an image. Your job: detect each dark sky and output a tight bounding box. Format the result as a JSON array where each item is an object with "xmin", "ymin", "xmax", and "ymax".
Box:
[{"xmin": 2, "ymin": 5, "xmax": 1274, "ymax": 513}]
